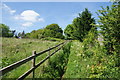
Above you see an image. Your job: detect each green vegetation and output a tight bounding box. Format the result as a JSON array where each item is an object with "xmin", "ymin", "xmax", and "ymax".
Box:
[
  {"xmin": 1, "ymin": 38, "xmax": 63, "ymax": 78},
  {"xmin": 43, "ymin": 24, "xmax": 64, "ymax": 39},
  {"xmin": 1, "ymin": 1, "xmax": 120, "ymax": 79},
  {"xmin": 25, "ymin": 24, "xmax": 64, "ymax": 39},
  {"xmin": 63, "ymin": 41, "xmax": 119, "ymax": 78},
  {"xmin": 0, "ymin": 24, "xmax": 15, "ymax": 37},
  {"xmin": 63, "ymin": 2, "xmax": 120, "ymax": 79},
  {"xmin": 25, "ymin": 29, "xmax": 44, "ymax": 39},
  {"xmin": 64, "ymin": 8, "xmax": 95, "ymax": 41},
  {"xmin": 40, "ymin": 42, "xmax": 71, "ymax": 78},
  {"xmin": 97, "ymin": 2, "xmax": 120, "ymax": 55}
]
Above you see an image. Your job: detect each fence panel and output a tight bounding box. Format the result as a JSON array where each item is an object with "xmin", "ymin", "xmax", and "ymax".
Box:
[{"xmin": 0, "ymin": 41, "xmax": 69, "ymax": 79}]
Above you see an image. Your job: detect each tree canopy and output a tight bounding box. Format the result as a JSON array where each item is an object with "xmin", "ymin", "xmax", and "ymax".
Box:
[
  {"xmin": 25, "ymin": 29, "xmax": 44, "ymax": 39},
  {"xmin": 97, "ymin": 1, "xmax": 120, "ymax": 54},
  {"xmin": 24, "ymin": 24, "xmax": 64, "ymax": 39},
  {"xmin": 43, "ymin": 24, "xmax": 64, "ymax": 39},
  {"xmin": 0, "ymin": 24, "xmax": 15, "ymax": 37},
  {"xmin": 64, "ymin": 8, "xmax": 95, "ymax": 41}
]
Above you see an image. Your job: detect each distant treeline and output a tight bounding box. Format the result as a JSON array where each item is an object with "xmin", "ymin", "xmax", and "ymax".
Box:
[
  {"xmin": 0, "ymin": 1, "xmax": 120, "ymax": 45},
  {"xmin": 0, "ymin": 8, "xmax": 96, "ymax": 41}
]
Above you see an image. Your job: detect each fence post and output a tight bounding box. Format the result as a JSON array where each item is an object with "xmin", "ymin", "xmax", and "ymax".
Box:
[
  {"xmin": 48, "ymin": 47, "xmax": 51, "ymax": 65},
  {"xmin": 32, "ymin": 50, "xmax": 36, "ymax": 79}
]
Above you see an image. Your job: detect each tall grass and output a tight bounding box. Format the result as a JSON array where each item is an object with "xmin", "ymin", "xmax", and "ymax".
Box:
[
  {"xmin": 38, "ymin": 41, "xmax": 72, "ymax": 79},
  {"xmin": 2, "ymin": 38, "xmax": 119, "ymax": 79},
  {"xmin": 63, "ymin": 40, "xmax": 119, "ymax": 79},
  {"xmin": 2, "ymin": 38, "xmax": 63, "ymax": 78}
]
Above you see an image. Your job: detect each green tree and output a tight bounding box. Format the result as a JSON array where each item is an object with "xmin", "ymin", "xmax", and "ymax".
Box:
[
  {"xmin": 0, "ymin": 24, "xmax": 10, "ymax": 37},
  {"xmin": 64, "ymin": 8, "xmax": 95, "ymax": 41},
  {"xmin": 97, "ymin": 1, "xmax": 120, "ymax": 54},
  {"xmin": 25, "ymin": 29, "xmax": 44, "ymax": 39},
  {"xmin": 25, "ymin": 33, "xmax": 31, "ymax": 38},
  {"xmin": 0, "ymin": 24, "xmax": 15, "ymax": 37},
  {"xmin": 37, "ymin": 29, "xmax": 44, "ymax": 39},
  {"xmin": 97, "ymin": 1, "xmax": 120, "ymax": 67},
  {"xmin": 29, "ymin": 30, "xmax": 38, "ymax": 39},
  {"xmin": 43, "ymin": 24, "xmax": 64, "ymax": 39},
  {"xmin": 64, "ymin": 24, "xmax": 75, "ymax": 39}
]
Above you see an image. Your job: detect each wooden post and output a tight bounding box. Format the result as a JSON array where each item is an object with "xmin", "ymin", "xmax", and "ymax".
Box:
[
  {"xmin": 48, "ymin": 47, "xmax": 50, "ymax": 65},
  {"xmin": 32, "ymin": 50, "xmax": 36, "ymax": 79}
]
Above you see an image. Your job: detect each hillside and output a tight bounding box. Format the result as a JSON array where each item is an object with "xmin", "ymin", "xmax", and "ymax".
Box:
[
  {"xmin": 1, "ymin": 38, "xmax": 119, "ymax": 79},
  {"xmin": 1, "ymin": 1, "xmax": 120, "ymax": 79},
  {"xmin": 1, "ymin": 38, "xmax": 64, "ymax": 78},
  {"xmin": 63, "ymin": 41, "xmax": 119, "ymax": 79}
]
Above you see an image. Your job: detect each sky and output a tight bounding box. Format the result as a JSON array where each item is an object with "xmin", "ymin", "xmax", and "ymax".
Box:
[
  {"xmin": 2, "ymin": 0, "xmax": 110, "ymax": 2},
  {"xmin": 1, "ymin": 2, "xmax": 112, "ymax": 33}
]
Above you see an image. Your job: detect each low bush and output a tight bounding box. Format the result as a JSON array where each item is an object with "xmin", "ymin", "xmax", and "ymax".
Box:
[{"xmin": 40, "ymin": 41, "xmax": 72, "ymax": 79}]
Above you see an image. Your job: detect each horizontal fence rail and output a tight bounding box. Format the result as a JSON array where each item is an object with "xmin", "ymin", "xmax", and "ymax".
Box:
[
  {"xmin": 18, "ymin": 44, "xmax": 64, "ymax": 80},
  {"xmin": 0, "ymin": 40, "xmax": 69, "ymax": 79}
]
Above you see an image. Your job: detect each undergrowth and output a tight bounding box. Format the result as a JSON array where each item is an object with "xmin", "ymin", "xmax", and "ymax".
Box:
[
  {"xmin": 38, "ymin": 41, "xmax": 72, "ymax": 79},
  {"xmin": 63, "ymin": 28, "xmax": 120, "ymax": 79}
]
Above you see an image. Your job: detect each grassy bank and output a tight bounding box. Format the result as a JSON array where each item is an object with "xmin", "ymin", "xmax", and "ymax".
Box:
[
  {"xmin": 1, "ymin": 38, "xmax": 63, "ymax": 78},
  {"xmin": 1, "ymin": 38, "xmax": 119, "ymax": 79},
  {"xmin": 63, "ymin": 40, "xmax": 119, "ymax": 79}
]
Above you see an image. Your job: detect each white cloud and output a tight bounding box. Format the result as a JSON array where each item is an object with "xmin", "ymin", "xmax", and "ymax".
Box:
[
  {"xmin": 14, "ymin": 10, "xmax": 44, "ymax": 27},
  {"xmin": 2, "ymin": 4, "xmax": 16, "ymax": 14},
  {"xmin": 14, "ymin": 10, "xmax": 44, "ymax": 22},
  {"xmin": 20, "ymin": 10, "xmax": 40, "ymax": 22},
  {"xmin": 22, "ymin": 22, "xmax": 33, "ymax": 27}
]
